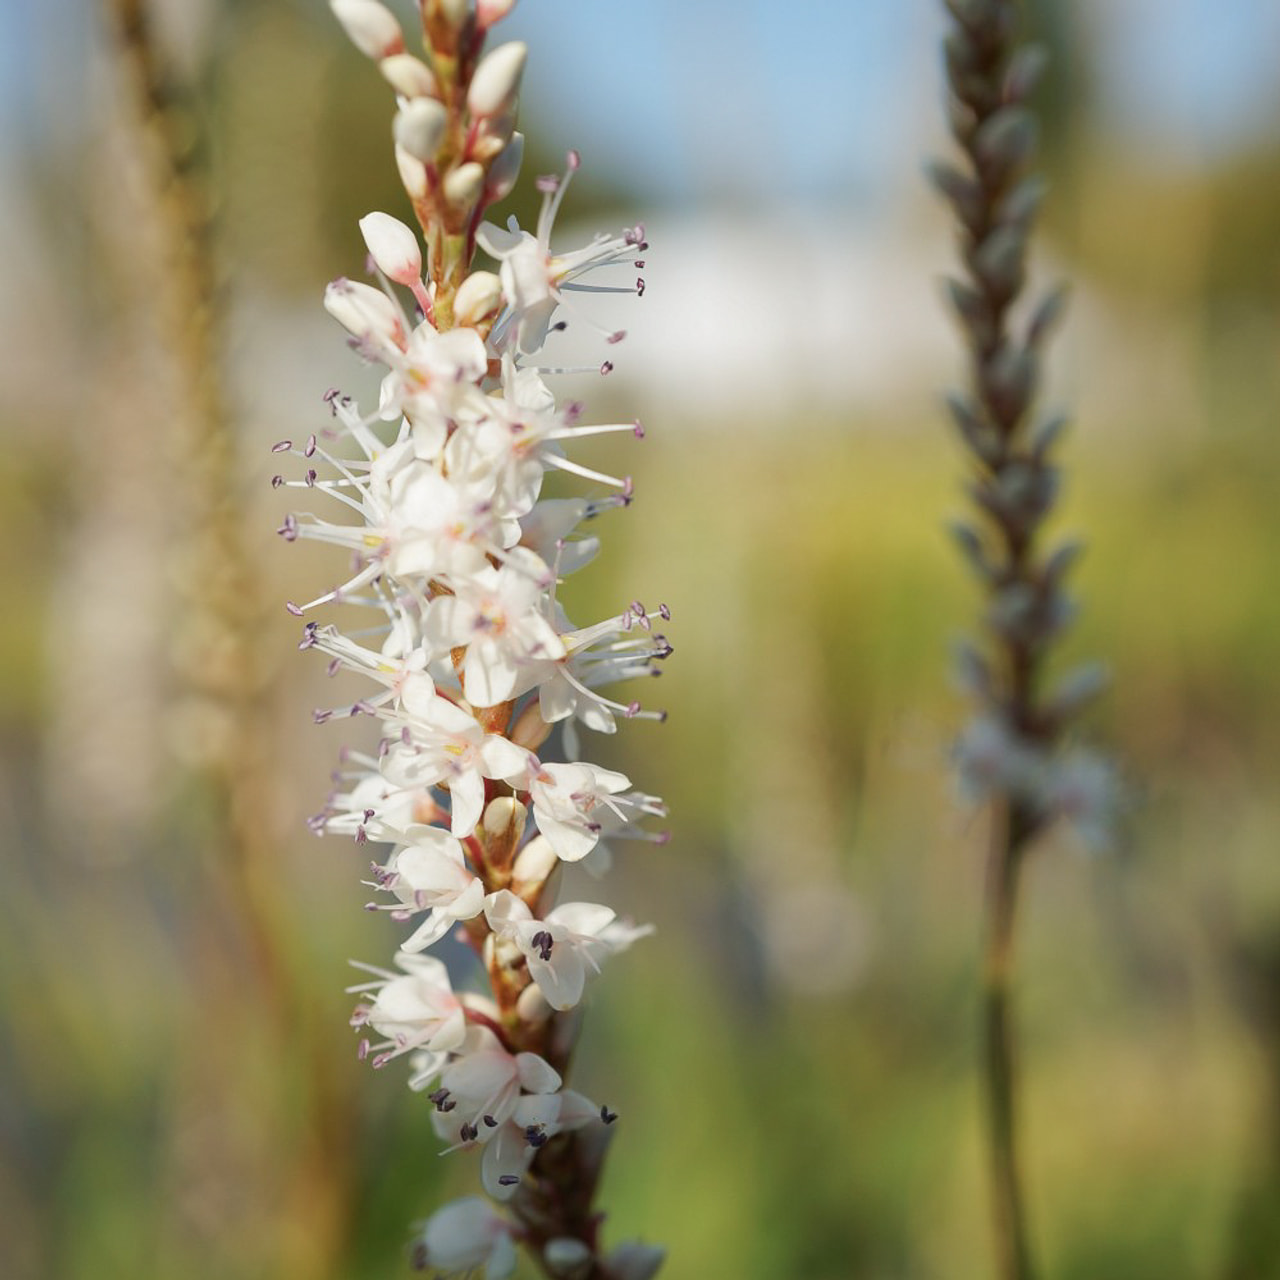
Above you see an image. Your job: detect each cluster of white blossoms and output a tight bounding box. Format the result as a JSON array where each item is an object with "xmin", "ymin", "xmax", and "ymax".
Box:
[{"xmin": 275, "ymin": 3, "xmax": 669, "ymax": 1276}]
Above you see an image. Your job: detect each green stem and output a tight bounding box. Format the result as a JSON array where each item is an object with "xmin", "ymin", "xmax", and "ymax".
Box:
[{"xmin": 982, "ymin": 798, "xmax": 1036, "ymax": 1280}]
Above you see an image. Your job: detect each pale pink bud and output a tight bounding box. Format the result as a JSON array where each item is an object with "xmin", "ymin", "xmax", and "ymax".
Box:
[
  {"xmin": 359, "ymin": 212, "xmax": 422, "ymax": 286},
  {"xmin": 515, "ymin": 980, "xmax": 552, "ymax": 1025},
  {"xmin": 379, "ymin": 52, "xmax": 439, "ymax": 100},
  {"xmin": 443, "ymin": 161, "xmax": 485, "ymax": 212},
  {"xmin": 394, "ymin": 98, "xmax": 447, "ymax": 163},
  {"xmin": 477, "ymin": 0, "xmax": 518, "ymax": 29},
  {"xmin": 330, "ymin": 0, "xmax": 403, "ymax": 60},
  {"xmin": 323, "ymin": 278, "xmax": 404, "ymax": 347},
  {"xmin": 511, "ymin": 834, "xmax": 557, "ymax": 894},
  {"xmin": 486, "ymin": 132, "xmax": 523, "ymax": 201},
  {"xmin": 506, "ymin": 690, "xmax": 552, "ymax": 748},
  {"xmin": 466, "ymin": 42, "xmax": 527, "ymax": 119},
  {"xmin": 544, "ymin": 1238, "xmax": 592, "ymax": 1277},
  {"xmin": 394, "ymin": 143, "xmax": 428, "ymax": 199}
]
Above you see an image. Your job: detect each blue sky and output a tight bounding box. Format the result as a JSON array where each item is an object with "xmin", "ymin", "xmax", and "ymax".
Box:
[{"xmin": 2, "ymin": 0, "xmax": 1278, "ymax": 199}]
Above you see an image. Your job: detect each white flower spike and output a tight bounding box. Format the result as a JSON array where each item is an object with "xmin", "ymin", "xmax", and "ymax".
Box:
[{"xmin": 285, "ymin": 7, "xmax": 668, "ymax": 1274}]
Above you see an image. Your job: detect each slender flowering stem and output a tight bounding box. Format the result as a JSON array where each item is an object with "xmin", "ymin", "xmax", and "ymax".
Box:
[
  {"xmin": 933, "ymin": 2, "xmax": 1114, "ymax": 1277},
  {"xmin": 288, "ymin": 4, "xmax": 669, "ymax": 1276}
]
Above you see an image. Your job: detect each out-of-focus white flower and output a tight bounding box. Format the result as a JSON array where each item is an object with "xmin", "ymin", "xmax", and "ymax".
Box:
[
  {"xmin": 414, "ymin": 1196, "xmax": 516, "ymax": 1279},
  {"xmin": 478, "ymin": 1088, "xmax": 601, "ymax": 1200}
]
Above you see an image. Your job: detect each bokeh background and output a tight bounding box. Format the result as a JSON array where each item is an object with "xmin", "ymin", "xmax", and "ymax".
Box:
[{"xmin": 4, "ymin": 1, "xmax": 1280, "ymax": 1277}]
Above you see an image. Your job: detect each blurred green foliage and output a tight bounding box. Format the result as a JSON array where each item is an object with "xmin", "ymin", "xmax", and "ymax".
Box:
[{"xmin": 2, "ymin": 2, "xmax": 1280, "ymax": 1278}]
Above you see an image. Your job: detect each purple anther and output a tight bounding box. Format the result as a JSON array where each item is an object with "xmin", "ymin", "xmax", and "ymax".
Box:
[
  {"xmin": 498, "ymin": 1175, "xmax": 520, "ymax": 1187},
  {"xmin": 658, "ymin": 603, "xmax": 671, "ymax": 621},
  {"xmin": 483, "ymin": 1114, "xmax": 498, "ymax": 1128},
  {"xmin": 600, "ymin": 360, "xmax": 614, "ymax": 376},
  {"xmin": 271, "ymin": 475, "xmax": 284, "ymax": 489},
  {"xmin": 636, "ymin": 277, "xmax": 646, "ymax": 297},
  {"xmin": 607, "ymin": 329, "xmax": 627, "ymax": 345},
  {"xmin": 459, "ymin": 1122, "xmax": 478, "ymax": 1143},
  {"xmin": 625, "ymin": 701, "xmax": 641, "ymax": 718},
  {"xmin": 327, "ymin": 658, "xmax": 341, "ymax": 676},
  {"xmin": 271, "ymin": 439, "xmax": 292, "ymax": 453},
  {"xmin": 600, "ymin": 1105, "xmax": 618, "ymax": 1125},
  {"xmin": 624, "ymin": 224, "xmax": 646, "ymax": 246},
  {"xmin": 305, "ymin": 468, "xmax": 317, "ymax": 486},
  {"xmin": 305, "ymin": 434, "xmax": 317, "ymax": 457},
  {"xmin": 567, "ymin": 149, "xmax": 581, "ymax": 170},
  {"xmin": 286, "ymin": 601, "xmax": 304, "ymax": 616},
  {"xmin": 536, "ymin": 174, "xmax": 559, "ymax": 194},
  {"xmin": 633, "ymin": 420, "xmax": 645, "ymax": 438}
]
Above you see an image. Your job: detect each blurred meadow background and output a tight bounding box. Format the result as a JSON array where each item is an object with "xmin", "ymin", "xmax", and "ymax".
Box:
[{"xmin": 4, "ymin": 0, "xmax": 1280, "ymax": 1276}]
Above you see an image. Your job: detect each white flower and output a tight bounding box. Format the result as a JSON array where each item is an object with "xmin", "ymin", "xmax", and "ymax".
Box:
[
  {"xmin": 478, "ymin": 1088, "xmax": 601, "ymax": 1200},
  {"xmin": 349, "ymin": 951, "xmax": 467, "ymax": 1069},
  {"xmin": 427, "ymin": 1027, "xmax": 564, "ymax": 1167},
  {"xmin": 526, "ymin": 760, "xmax": 632, "ymax": 862},
  {"xmin": 423, "ymin": 552, "xmax": 566, "ymax": 707},
  {"xmin": 414, "ymin": 1197, "xmax": 516, "ymax": 1280},
  {"xmin": 380, "ymin": 673, "xmax": 530, "ymax": 837},
  {"xmin": 484, "ymin": 889, "xmax": 651, "ymax": 1010},
  {"xmin": 476, "ymin": 153, "xmax": 646, "ymax": 355},
  {"xmin": 372, "ymin": 825, "xmax": 486, "ymax": 952},
  {"xmin": 380, "ymin": 323, "xmax": 489, "ymax": 457}
]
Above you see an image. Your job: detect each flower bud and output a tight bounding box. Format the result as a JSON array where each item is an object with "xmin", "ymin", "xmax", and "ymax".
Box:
[
  {"xmin": 444, "ymin": 161, "xmax": 486, "ymax": 212},
  {"xmin": 323, "ymin": 277, "xmax": 404, "ymax": 348},
  {"xmin": 359, "ymin": 211, "xmax": 422, "ymax": 285},
  {"xmin": 509, "ymin": 697, "xmax": 553, "ymax": 751},
  {"xmin": 544, "ymin": 1237, "xmax": 592, "ymax": 1278},
  {"xmin": 604, "ymin": 1242, "xmax": 667, "ymax": 1280},
  {"xmin": 486, "ymin": 132, "xmax": 524, "ymax": 201},
  {"xmin": 511, "ymin": 833, "xmax": 557, "ymax": 894},
  {"xmin": 478, "ymin": 0, "xmax": 518, "ymax": 29},
  {"xmin": 454, "ymin": 270, "xmax": 504, "ymax": 327},
  {"xmin": 330, "ymin": 0, "xmax": 403, "ymax": 60},
  {"xmin": 467, "ymin": 42, "xmax": 527, "ymax": 119},
  {"xmin": 481, "ymin": 796, "xmax": 526, "ymax": 871},
  {"xmin": 394, "ymin": 143, "xmax": 428, "ymax": 199},
  {"xmin": 516, "ymin": 980, "xmax": 552, "ymax": 1025},
  {"xmin": 394, "ymin": 98, "xmax": 448, "ymax": 164},
  {"xmin": 379, "ymin": 52, "xmax": 438, "ymax": 100}
]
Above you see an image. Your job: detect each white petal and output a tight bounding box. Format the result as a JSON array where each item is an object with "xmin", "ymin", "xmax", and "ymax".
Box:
[
  {"xmin": 514, "ymin": 1051, "xmax": 561, "ymax": 1094},
  {"xmin": 530, "ymin": 949, "xmax": 585, "ymax": 1010},
  {"xmin": 548, "ymin": 901, "xmax": 616, "ymax": 937},
  {"xmin": 449, "ymin": 770, "xmax": 485, "ymax": 839}
]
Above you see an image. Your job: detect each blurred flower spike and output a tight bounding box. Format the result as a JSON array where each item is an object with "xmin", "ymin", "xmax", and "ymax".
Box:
[{"xmin": 273, "ymin": 2, "xmax": 670, "ymax": 1273}]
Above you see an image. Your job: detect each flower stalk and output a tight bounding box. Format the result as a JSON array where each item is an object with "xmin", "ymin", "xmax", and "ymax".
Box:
[
  {"xmin": 284, "ymin": 4, "xmax": 668, "ymax": 1275},
  {"xmin": 933, "ymin": 2, "xmax": 1114, "ymax": 1277}
]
